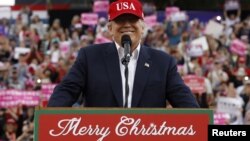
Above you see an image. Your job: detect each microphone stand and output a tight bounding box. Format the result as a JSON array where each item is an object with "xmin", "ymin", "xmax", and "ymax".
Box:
[{"xmin": 121, "ymin": 45, "xmax": 131, "ymax": 108}]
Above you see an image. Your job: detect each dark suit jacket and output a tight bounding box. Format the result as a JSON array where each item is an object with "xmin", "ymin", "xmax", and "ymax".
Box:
[{"xmin": 47, "ymin": 43, "xmax": 199, "ymax": 108}]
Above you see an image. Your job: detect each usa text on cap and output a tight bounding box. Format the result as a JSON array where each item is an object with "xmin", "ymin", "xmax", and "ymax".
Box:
[{"xmin": 108, "ymin": 0, "xmax": 144, "ymax": 21}]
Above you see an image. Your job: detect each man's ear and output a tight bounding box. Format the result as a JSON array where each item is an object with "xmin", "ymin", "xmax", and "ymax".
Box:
[
  {"xmin": 107, "ymin": 22, "xmax": 113, "ymax": 36},
  {"xmin": 141, "ymin": 21, "xmax": 145, "ymax": 35}
]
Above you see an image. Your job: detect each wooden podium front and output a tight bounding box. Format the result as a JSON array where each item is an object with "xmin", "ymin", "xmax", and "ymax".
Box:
[{"xmin": 34, "ymin": 108, "xmax": 213, "ymax": 141}]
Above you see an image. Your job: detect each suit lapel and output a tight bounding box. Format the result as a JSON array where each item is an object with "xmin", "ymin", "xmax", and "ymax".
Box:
[
  {"xmin": 132, "ymin": 46, "xmax": 151, "ymax": 107},
  {"xmin": 103, "ymin": 43, "xmax": 123, "ymax": 107}
]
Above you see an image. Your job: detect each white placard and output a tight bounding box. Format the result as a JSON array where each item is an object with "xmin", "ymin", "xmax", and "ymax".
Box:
[
  {"xmin": 224, "ymin": 0, "xmax": 240, "ymax": 10},
  {"xmin": 0, "ymin": 7, "xmax": 11, "ymax": 19},
  {"xmin": 204, "ymin": 20, "xmax": 224, "ymax": 39},
  {"xmin": 14, "ymin": 47, "xmax": 31, "ymax": 59},
  {"xmin": 216, "ymin": 96, "xmax": 244, "ymax": 124},
  {"xmin": 191, "ymin": 36, "xmax": 209, "ymax": 51},
  {"xmin": 217, "ymin": 97, "xmax": 242, "ymax": 116},
  {"xmin": 0, "ymin": 0, "xmax": 15, "ymax": 6},
  {"xmin": 170, "ymin": 11, "xmax": 187, "ymax": 22},
  {"xmin": 186, "ymin": 41, "xmax": 204, "ymax": 57}
]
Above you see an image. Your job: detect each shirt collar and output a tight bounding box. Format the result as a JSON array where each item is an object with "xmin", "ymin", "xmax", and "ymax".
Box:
[{"xmin": 115, "ymin": 42, "xmax": 141, "ymax": 60}]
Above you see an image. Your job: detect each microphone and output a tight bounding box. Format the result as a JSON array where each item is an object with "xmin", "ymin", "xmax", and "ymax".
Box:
[
  {"xmin": 121, "ymin": 35, "xmax": 131, "ymax": 108},
  {"xmin": 121, "ymin": 35, "xmax": 132, "ymax": 65}
]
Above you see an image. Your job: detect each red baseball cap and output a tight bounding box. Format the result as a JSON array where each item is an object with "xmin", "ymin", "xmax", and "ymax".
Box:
[{"xmin": 108, "ymin": 0, "xmax": 144, "ymax": 21}]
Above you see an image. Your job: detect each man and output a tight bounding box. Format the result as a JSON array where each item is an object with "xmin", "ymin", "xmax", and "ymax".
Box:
[{"xmin": 48, "ymin": 0, "xmax": 199, "ymax": 108}]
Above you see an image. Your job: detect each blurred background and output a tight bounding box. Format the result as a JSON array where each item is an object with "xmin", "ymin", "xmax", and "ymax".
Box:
[{"xmin": 1, "ymin": 0, "xmax": 250, "ymax": 140}]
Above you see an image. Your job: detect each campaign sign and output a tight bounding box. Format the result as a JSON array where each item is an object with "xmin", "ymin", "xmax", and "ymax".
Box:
[
  {"xmin": 144, "ymin": 15, "xmax": 157, "ymax": 28},
  {"xmin": 186, "ymin": 43, "xmax": 204, "ymax": 57},
  {"xmin": 224, "ymin": 0, "xmax": 240, "ymax": 10},
  {"xmin": 41, "ymin": 84, "xmax": 57, "ymax": 100},
  {"xmin": 60, "ymin": 41, "xmax": 71, "ymax": 58},
  {"xmin": 213, "ymin": 112, "xmax": 229, "ymax": 125},
  {"xmin": 170, "ymin": 12, "xmax": 187, "ymax": 22},
  {"xmin": 93, "ymin": 0, "xmax": 109, "ymax": 13},
  {"xmin": 81, "ymin": 13, "xmax": 98, "ymax": 25},
  {"xmin": 14, "ymin": 47, "xmax": 31, "ymax": 59},
  {"xmin": 230, "ymin": 39, "xmax": 247, "ymax": 56},
  {"xmin": 165, "ymin": 7, "xmax": 180, "ymax": 20},
  {"xmin": 35, "ymin": 109, "xmax": 213, "ymax": 141},
  {"xmin": 0, "ymin": 90, "xmax": 40, "ymax": 108},
  {"xmin": 183, "ymin": 75, "xmax": 205, "ymax": 94},
  {"xmin": 191, "ymin": 36, "xmax": 209, "ymax": 51}
]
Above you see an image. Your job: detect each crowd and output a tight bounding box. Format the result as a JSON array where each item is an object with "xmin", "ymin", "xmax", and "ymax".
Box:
[{"xmin": 0, "ymin": 0, "xmax": 250, "ymax": 140}]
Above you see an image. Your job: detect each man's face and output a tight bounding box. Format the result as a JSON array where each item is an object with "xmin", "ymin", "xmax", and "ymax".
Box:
[{"xmin": 108, "ymin": 14, "xmax": 144, "ymax": 51}]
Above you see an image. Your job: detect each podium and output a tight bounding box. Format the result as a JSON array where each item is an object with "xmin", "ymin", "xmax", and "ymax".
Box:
[{"xmin": 34, "ymin": 108, "xmax": 213, "ymax": 141}]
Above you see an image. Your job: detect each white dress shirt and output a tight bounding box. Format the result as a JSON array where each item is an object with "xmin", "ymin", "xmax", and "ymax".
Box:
[{"xmin": 115, "ymin": 42, "xmax": 141, "ymax": 108}]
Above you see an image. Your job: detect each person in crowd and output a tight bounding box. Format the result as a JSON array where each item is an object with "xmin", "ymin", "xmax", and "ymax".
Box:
[
  {"xmin": 238, "ymin": 80, "xmax": 250, "ymax": 117},
  {"xmin": 244, "ymin": 110, "xmax": 250, "ymax": 124},
  {"xmin": 208, "ymin": 60, "xmax": 229, "ymax": 92},
  {"xmin": 2, "ymin": 119, "xmax": 17, "ymax": 141}
]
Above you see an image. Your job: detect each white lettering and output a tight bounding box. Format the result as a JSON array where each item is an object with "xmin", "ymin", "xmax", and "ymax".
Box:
[
  {"xmin": 49, "ymin": 117, "xmax": 110, "ymax": 141},
  {"xmin": 115, "ymin": 116, "xmax": 134, "ymax": 136},
  {"xmin": 211, "ymin": 129, "xmax": 247, "ymax": 137},
  {"xmin": 129, "ymin": 3, "xmax": 136, "ymax": 10},
  {"xmin": 123, "ymin": 2, "xmax": 129, "ymax": 9},
  {"xmin": 116, "ymin": 2, "xmax": 136, "ymax": 11},
  {"xmin": 212, "ymin": 129, "xmax": 218, "ymax": 136},
  {"xmin": 48, "ymin": 116, "xmax": 199, "ymax": 140},
  {"xmin": 241, "ymin": 131, "xmax": 246, "ymax": 136},
  {"xmin": 115, "ymin": 116, "xmax": 196, "ymax": 136}
]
